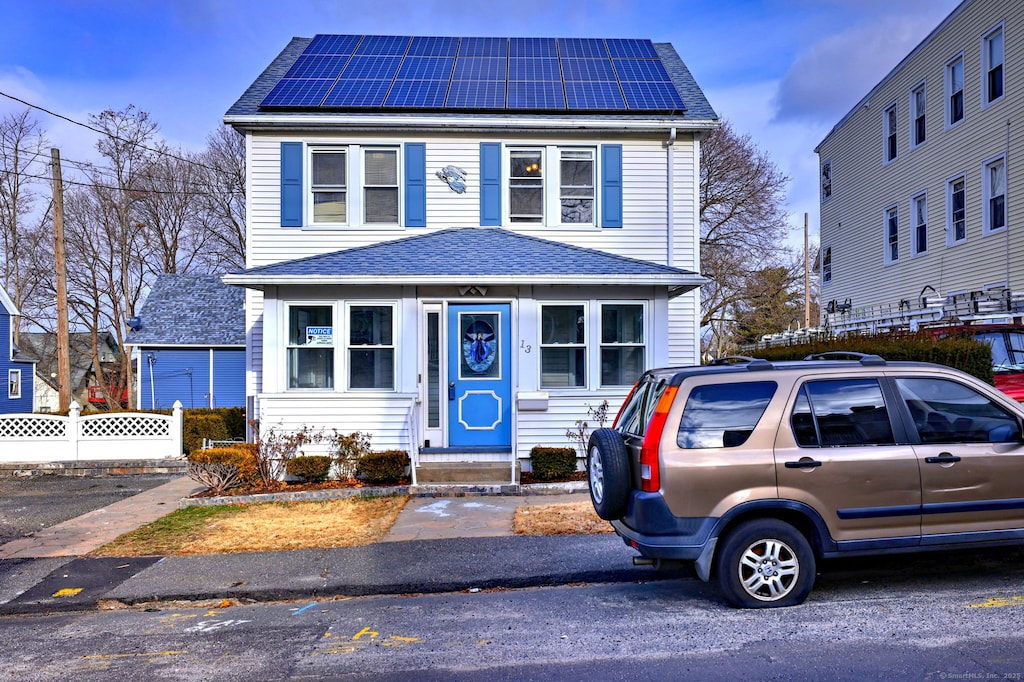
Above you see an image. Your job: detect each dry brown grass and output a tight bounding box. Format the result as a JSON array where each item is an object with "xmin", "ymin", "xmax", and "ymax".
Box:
[
  {"xmin": 512, "ymin": 501, "xmax": 613, "ymax": 536},
  {"xmin": 93, "ymin": 495, "xmax": 409, "ymax": 556}
]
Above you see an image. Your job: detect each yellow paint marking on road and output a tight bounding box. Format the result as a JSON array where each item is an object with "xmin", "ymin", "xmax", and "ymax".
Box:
[
  {"xmin": 52, "ymin": 588, "xmax": 83, "ymax": 597},
  {"xmin": 82, "ymin": 651, "xmax": 186, "ymax": 660},
  {"xmin": 967, "ymin": 595, "xmax": 1024, "ymax": 608}
]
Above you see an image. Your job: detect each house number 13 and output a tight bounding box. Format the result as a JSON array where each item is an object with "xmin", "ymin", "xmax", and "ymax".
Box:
[{"xmin": 520, "ymin": 340, "xmax": 532, "ymax": 353}]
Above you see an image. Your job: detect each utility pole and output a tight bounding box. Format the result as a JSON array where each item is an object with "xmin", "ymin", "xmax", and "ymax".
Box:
[
  {"xmin": 804, "ymin": 212, "xmax": 811, "ymax": 329},
  {"xmin": 51, "ymin": 148, "xmax": 72, "ymax": 411}
]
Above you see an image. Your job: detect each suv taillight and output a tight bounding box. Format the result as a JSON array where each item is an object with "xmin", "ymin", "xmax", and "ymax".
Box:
[{"xmin": 640, "ymin": 385, "xmax": 677, "ymax": 493}]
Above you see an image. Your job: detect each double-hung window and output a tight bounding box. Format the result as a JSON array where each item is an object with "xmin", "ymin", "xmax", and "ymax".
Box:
[
  {"xmin": 910, "ymin": 82, "xmax": 926, "ymax": 148},
  {"xmin": 348, "ymin": 304, "xmax": 395, "ymax": 390},
  {"xmin": 363, "ymin": 148, "xmax": 399, "ymax": 224},
  {"xmin": 946, "ymin": 54, "xmax": 964, "ymax": 127},
  {"xmin": 8, "ymin": 369, "xmax": 20, "ymax": 399},
  {"xmin": 559, "ymin": 149, "xmax": 595, "ymax": 224},
  {"xmin": 984, "ymin": 155, "xmax": 1007, "ymax": 234},
  {"xmin": 821, "ymin": 246, "xmax": 832, "ymax": 285},
  {"xmin": 601, "ymin": 304, "xmax": 644, "ymax": 387},
  {"xmin": 540, "ymin": 304, "xmax": 587, "ymax": 388},
  {"xmin": 947, "ymin": 175, "xmax": 967, "ymax": 245},
  {"xmin": 884, "ymin": 102, "xmax": 898, "ymax": 164},
  {"xmin": 884, "ymin": 205, "xmax": 899, "ymax": 265},
  {"xmin": 821, "ymin": 161, "xmax": 832, "ymax": 203},
  {"xmin": 510, "ymin": 148, "xmax": 544, "ymax": 223},
  {"xmin": 983, "ymin": 24, "xmax": 1005, "ymax": 106},
  {"xmin": 287, "ymin": 305, "xmax": 335, "ymax": 389},
  {"xmin": 912, "ymin": 193, "xmax": 928, "ymax": 256},
  {"xmin": 311, "ymin": 150, "xmax": 347, "ymax": 224}
]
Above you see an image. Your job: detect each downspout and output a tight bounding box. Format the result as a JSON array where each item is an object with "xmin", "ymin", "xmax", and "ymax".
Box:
[{"xmin": 665, "ymin": 127, "xmax": 677, "ymax": 266}]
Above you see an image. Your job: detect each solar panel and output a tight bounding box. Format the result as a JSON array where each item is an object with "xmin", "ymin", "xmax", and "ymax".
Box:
[{"xmin": 259, "ymin": 34, "xmax": 685, "ymax": 112}]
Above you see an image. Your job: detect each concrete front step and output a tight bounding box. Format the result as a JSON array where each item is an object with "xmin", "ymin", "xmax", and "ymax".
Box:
[{"xmin": 415, "ymin": 461, "xmax": 518, "ymax": 485}]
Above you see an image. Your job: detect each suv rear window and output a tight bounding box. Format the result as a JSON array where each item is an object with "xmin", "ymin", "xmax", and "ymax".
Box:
[
  {"xmin": 676, "ymin": 381, "xmax": 777, "ymax": 449},
  {"xmin": 617, "ymin": 376, "xmax": 668, "ymax": 437}
]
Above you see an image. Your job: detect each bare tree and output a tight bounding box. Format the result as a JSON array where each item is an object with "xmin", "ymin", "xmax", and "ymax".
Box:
[
  {"xmin": 700, "ymin": 120, "xmax": 791, "ymax": 355},
  {"xmin": 0, "ymin": 109, "xmax": 50, "ymax": 341},
  {"xmin": 196, "ymin": 125, "xmax": 246, "ymax": 270}
]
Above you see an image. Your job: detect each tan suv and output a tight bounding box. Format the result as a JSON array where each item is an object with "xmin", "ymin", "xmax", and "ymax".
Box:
[{"xmin": 587, "ymin": 353, "xmax": 1024, "ymax": 608}]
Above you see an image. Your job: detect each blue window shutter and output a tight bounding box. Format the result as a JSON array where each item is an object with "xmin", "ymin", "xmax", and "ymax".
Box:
[
  {"xmin": 280, "ymin": 142, "xmax": 303, "ymax": 227},
  {"xmin": 404, "ymin": 143, "xmax": 427, "ymax": 227},
  {"xmin": 601, "ymin": 144, "xmax": 623, "ymax": 228},
  {"xmin": 480, "ymin": 142, "xmax": 501, "ymax": 226}
]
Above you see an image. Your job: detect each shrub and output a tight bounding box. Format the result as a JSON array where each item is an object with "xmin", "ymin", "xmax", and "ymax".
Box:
[
  {"xmin": 251, "ymin": 421, "xmax": 325, "ymax": 486},
  {"xmin": 529, "ymin": 446, "xmax": 578, "ymax": 481},
  {"xmin": 182, "ymin": 413, "xmax": 229, "ymax": 455},
  {"xmin": 286, "ymin": 455, "xmax": 333, "ymax": 483},
  {"xmin": 187, "ymin": 445, "xmax": 261, "ymax": 490},
  {"xmin": 357, "ymin": 450, "xmax": 410, "ymax": 484},
  {"xmin": 330, "ymin": 431, "xmax": 372, "ymax": 480}
]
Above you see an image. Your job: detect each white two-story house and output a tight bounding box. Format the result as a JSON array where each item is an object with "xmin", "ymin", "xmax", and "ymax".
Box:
[
  {"xmin": 817, "ymin": 0, "xmax": 1023, "ymax": 334},
  {"xmin": 223, "ymin": 34, "xmax": 716, "ymax": 484}
]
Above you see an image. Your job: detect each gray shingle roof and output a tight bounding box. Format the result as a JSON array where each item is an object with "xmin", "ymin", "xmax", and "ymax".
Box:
[
  {"xmin": 225, "ymin": 36, "xmax": 717, "ymax": 123},
  {"xmin": 224, "ymin": 228, "xmax": 704, "ymax": 295},
  {"xmin": 127, "ymin": 274, "xmax": 245, "ymax": 346}
]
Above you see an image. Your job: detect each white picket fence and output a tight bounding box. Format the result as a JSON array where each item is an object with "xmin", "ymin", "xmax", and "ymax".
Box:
[{"xmin": 0, "ymin": 400, "xmax": 183, "ymax": 462}]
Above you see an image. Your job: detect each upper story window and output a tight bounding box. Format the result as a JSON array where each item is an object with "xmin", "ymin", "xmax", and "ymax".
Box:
[
  {"xmin": 287, "ymin": 304, "xmax": 335, "ymax": 389},
  {"xmin": 884, "ymin": 102, "xmax": 898, "ymax": 164},
  {"xmin": 983, "ymin": 154, "xmax": 1007, "ymax": 234},
  {"xmin": 946, "ymin": 54, "xmax": 965, "ymax": 127},
  {"xmin": 884, "ymin": 205, "xmax": 899, "ymax": 265},
  {"xmin": 311, "ymin": 149, "xmax": 347, "ymax": 224},
  {"xmin": 363, "ymin": 149, "xmax": 399, "ymax": 224},
  {"xmin": 821, "ymin": 246, "xmax": 832, "ymax": 285},
  {"xmin": 912, "ymin": 192, "xmax": 928, "ymax": 256},
  {"xmin": 821, "ymin": 160, "xmax": 832, "ymax": 203},
  {"xmin": 982, "ymin": 24, "xmax": 1005, "ymax": 107},
  {"xmin": 508, "ymin": 146, "xmax": 598, "ymax": 226},
  {"xmin": 910, "ymin": 82, "xmax": 926, "ymax": 148},
  {"xmin": 947, "ymin": 174, "xmax": 967, "ymax": 246},
  {"xmin": 600, "ymin": 303, "xmax": 644, "ymax": 387},
  {"xmin": 540, "ymin": 303, "xmax": 586, "ymax": 388},
  {"xmin": 8, "ymin": 370, "xmax": 20, "ymax": 400}
]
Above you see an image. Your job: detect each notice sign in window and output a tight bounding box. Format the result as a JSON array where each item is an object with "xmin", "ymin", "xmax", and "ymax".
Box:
[{"xmin": 306, "ymin": 326, "xmax": 334, "ymax": 345}]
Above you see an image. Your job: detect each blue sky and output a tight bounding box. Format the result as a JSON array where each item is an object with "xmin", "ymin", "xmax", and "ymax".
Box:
[{"xmin": 0, "ymin": 0, "xmax": 963, "ymax": 247}]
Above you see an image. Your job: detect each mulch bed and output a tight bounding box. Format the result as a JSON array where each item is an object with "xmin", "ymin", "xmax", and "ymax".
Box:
[{"xmin": 191, "ymin": 478, "xmax": 411, "ymax": 498}]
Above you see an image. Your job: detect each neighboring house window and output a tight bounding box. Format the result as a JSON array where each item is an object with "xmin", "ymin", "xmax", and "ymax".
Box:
[
  {"xmin": 560, "ymin": 149, "xmax": 595, "ymax": 224},
  {"xmin": 884, "ymin": 205, "xmax": 899, "ymax": 264},
  {"xmin": 884, "ymin": 102, "xmax": 898, "ymax": 164},
  {"xmin": 363, "ymin": 148, "xmax": 399, "ymax": 224},
  {"xmin": 510, "ymin": 148, "xmax": 544, "ymax": 223},
  {"xmin": 287, "ymin": 305, "xmax": 334, "ymax": 389},
  {"xmin": 821, "ymin": 246, "xmax": 832, "ymax": 285},
  {"xmin": 540, "ymin": 304, "xmax": 586, "ymax": 388},
  {"xmin": 983, "ymin": 24, "xmax": 1005, "ymax": 107},
  {"xmin": 311, "ymin": 149, "xmax": 347, "ymax": 224},
  {"xmin": 821, "ymin": 160, "xmax": 832, "ymax": 202},
  {"xmin": 601, "ymin": 303, "xmax": 644, "ymax": 386},
  {"xmin": 8, "ymin": 369, "xmax": 20, "ymax": 399},
  {"xmin": 912, "ymin": 192, "xmax": 928, "ymax": 255},
  {"xmin": 984, "ymin": 155, "xmax": 1007, "ymax": 234},
  {"xmin": 946, "ymin": 54, "xmax": 965, "ymax": 127},
  {"xmin": 348, "ymin": 304, "xmax": 395, "ymax": 390},
  {"xmin": 947, "ymin": 175, "xmax": 967, "ymax": 245},
  {"xmin": 910, "ymin": 82, "xmax": 926, "ymax": 148}
]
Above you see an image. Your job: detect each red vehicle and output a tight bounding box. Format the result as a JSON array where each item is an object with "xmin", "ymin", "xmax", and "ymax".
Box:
[{"xmin": 932, "ymin": 324, "xmax": 1024, "ymax": 401}]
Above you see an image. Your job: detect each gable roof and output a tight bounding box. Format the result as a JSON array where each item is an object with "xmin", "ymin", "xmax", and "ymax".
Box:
[
  {"xmin": 127, "ymin": 274, "xmax": 246, "ymax": 347},
  {"xmin": 223, "ymin": 227, "xmax": 705, "ymax": 297},
  {"xmin": 0, "ymin": 287, "xmax": 18, "ymax": 316},
  {"xmin": 19, "ymin": 332, "xmax": 118, "ymax": 390},
  {"xmin": 226, "ymin": 35, "xmax": 717, "ymax": 128}
]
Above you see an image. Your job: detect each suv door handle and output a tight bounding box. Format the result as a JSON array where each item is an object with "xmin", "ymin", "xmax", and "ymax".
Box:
[
  {"xmin": 925, "ymin": 453, "xmax": 961, "ymax": 464},
  {"xmin": 785, "ymin": 459, "xmax": 822, "ymax": 468}
]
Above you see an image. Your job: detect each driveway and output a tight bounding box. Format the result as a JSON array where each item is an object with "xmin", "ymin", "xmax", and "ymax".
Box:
[{"xmin": 0, "ymin": 474, "xmax": 179, "ymax": 544}]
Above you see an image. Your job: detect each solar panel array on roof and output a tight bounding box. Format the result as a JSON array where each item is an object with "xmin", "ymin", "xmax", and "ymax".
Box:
[{"xmin": 259, "ymin": 35, "xmax": 686, "ymax": 113}]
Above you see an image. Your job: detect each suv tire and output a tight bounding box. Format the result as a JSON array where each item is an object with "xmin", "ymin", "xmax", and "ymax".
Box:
[
  {"xmin": 716, "ymin": 519, "xmax": 815, "ymax": 609},
  {"xmin": 587, "ymin": 428, "xmax": 631, "ymax": 520}
]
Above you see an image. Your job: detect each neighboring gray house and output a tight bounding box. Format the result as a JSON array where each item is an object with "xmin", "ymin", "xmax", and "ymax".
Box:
[
  {"xmin": 19, "ymin": 331, "xmax": 120, "ymax": 412},
  {"xmin": 127, "ymin": 274, "xmax": 246, "ymax": 410},
  {"xmin": 223, "ymin": 34, "xmax": 716, "ymax": 482}
]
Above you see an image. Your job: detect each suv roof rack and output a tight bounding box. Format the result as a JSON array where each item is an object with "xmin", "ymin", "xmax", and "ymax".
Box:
[
  {"xmin": 803, "ymin": 351, "xmax": 886, "ymax": 365},
  {"xmin": 708, "ymin": 356, "xmax": 774, "ymax": 371}
]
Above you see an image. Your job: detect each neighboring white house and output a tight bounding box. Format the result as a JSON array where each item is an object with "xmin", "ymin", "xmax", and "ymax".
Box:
[
  {"xmin": 817, "ymin": 0, "xmax": 1024, "ymax": 334},
  {"xmin": 223, "ymin": 34, "xmax": 716, "ymax": 482}
]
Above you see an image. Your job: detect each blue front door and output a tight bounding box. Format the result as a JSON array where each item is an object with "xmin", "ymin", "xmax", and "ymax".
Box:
[{"xmin": 447, "ymin": 303, "xmax": 512, "ymax": 448}]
